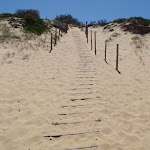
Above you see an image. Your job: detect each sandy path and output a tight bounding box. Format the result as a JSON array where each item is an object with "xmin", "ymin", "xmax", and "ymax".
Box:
[{"xmin": 42, "ymin": 28, "xmax": 102, "ymax": 150}]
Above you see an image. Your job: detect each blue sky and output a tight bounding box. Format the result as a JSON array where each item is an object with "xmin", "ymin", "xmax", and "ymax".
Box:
[{"xmin": 1, "ymin": 0, "xmax": 150, "ymax": 23}]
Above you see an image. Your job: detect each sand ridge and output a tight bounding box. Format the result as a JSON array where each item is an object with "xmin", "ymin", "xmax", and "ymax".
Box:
[{"xmin": 0, "ymin": 22, "xmax": 150, "ymax": 150}]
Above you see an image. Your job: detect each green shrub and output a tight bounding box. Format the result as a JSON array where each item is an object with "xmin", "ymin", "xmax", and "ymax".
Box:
[
  {"xmin": 15, "ymin": 10, "xmax": 26, "ymax": 18},
  {"xmin": 55, "ymin": 14, "xmax": 81, "ymax": 26},
  {"xmin": 24, "ymin": 14, "xmax": 36, "ymax": 25},
  {"xmin": 129, "ymin": 17, "xmax": 150, "ymax": 26},
  {"xmin": 15, "ymin": 9, "xmax": 40, "ymax": 19},
  {"xmin": 0, "ymin": 9, "xmax": 48, "ymax": 35},
  {"xmin": 88, "ymin": 21, "xmax": 97, "ymax": 26},
  {"xmin": 24, "ymin": 19, "xmax": 48, "ymax": 36},
  {"xmin": 113, "ymin": 18, "xmax": 127, "ymax": 24},
  {"xmin": 88, "ymin": 19, "xmax": 108, "ymax": 26},
  {"xmin": 97, "ymin": 19, "xmax": 108, "ymax": 26},
  {"xmin": 52, "ymin": 20, "xmax": 68, "ymax": 33},
  {"xmin": 0, "ymin": 13, "xmax": 16, "ymax": 19},
  {"xmin": 25, "ymin": 9, "xmax": 40, "ymax": 19},
  {"xmin": 113, "ymin": 17, "xmax": 150, "ymax": 26},
  {"xmin": 15, "ymin": 9, "xmax": 48, "ymax": 35}
]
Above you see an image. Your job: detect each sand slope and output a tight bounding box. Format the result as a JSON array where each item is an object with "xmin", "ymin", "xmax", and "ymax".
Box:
[{"xmin": 0, "ymin": 22, "xmax": 150, "ymax": 150}]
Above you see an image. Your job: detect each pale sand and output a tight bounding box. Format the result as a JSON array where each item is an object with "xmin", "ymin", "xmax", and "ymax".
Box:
[{"xmin": 0, "ymin": 21, "xmax": 150, "ymax": 150}]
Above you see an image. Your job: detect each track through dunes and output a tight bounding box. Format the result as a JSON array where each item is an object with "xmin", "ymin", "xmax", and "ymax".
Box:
[{"xmin": 43, "ymin": 28, "xmax": 103, "ymax": 150}]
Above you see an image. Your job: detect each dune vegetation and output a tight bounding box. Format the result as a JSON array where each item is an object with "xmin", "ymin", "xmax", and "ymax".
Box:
[{"xmin": 1, "ymin": 9, "xmax": 150, "ymax": 36}]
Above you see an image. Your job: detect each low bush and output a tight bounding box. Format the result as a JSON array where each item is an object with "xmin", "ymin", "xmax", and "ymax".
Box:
[
  {"xmin": 18, "ymin": 9, "xmax": 48, "ymax": 35},
  {"xmin": 15, "ymin": 9, "xmax": 40, "ymax": 19},
  {"xmin": 113, "ymin": 18, "xmax": 127, "ymax": 24},
  {"xmin": 52, "ymin": 21, "xmax": 68, "ymax": 33},
  {"xmin": 129, "ymin": 17, "xmax": 150, "ymax": 26},
  {"xmin": 0, "ymin": 9, "xmax": 48, "ymax": 36},
  {"xmin": 24, "ymin": 19, "xmax": 48, "ymax": 36},
  {"xmin": 113, "ymin": 17, "xmax": 150, "ymax": 35},
  {"xmin": 55, "ymin": 14, "xmax": 81, "ymax": 26},
  {"xmin": 97, "ymin": 19, "xmax": 108, "ymax": 26},
  {"xmin": 0, "ymin": 13, "xmax": 17, "ymax": 19},
  {"xmin": 88, "ymin": 19, "xmax": 108, "ymax": 26},
  {"xmin": 113, "ymin": 17, "xmax": 150, "ymax": 26}
]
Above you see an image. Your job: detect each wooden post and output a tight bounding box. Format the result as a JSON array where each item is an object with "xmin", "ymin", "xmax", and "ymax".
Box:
[
  {"xmin": 56, "ymin": 28, "xmax": 57, "ymax": 40},
  {"xmin": 91, "ymin": 31, "xmax": 92, "ymax": 50},
  {"xmin": 61, "ymin": 22, "xmax": 63, "ymax": 35},
  {"xmin": 85, "ymin": 22, "xmax": 88, "ymax": 43},
  {"xmin": 49, "ymin": 33, "xmax": 52, "ymax": 53},
  {"xmin": 85, "ymin": 22, "xmax": 87, "ymax": 35},
  {"xmin": 116, "ymin": 44, "xmax": 119, "ymax": 71},
  {"xmin": 66, "ymin": 24, "xmax": 68, "ymax": 33},
  {"xmin": 87, "ymin": 27, "xmax": 88, "ymax": 43},
  {"xmin": 54, "ymin": 28, "xmax": 57, "ymax": 46},
  {"xmin": 95, "ymin": 32, "xmax": 96, "ymax": 55},
  {"xmin": 105, "ymin": 41, "xmax": 107, "ymax": 62}
]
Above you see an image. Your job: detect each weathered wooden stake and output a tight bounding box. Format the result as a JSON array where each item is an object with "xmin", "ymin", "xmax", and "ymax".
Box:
[
  {"xmin": 49, "ymin": 33, "xmax": 53, "ymax": 53},
  {"xmin": 85, "ymin": 22, "xmax": 88, "ymax": 43},
  {"xmin": 51, "ymin": 33, "xmax": 52, "ymax": 50},
  {"xmin": 85, "ymin": 22, "xmax": 87, "ymax": 35},
  {"xmin": 87, "ymin": 27, "xmax": 88, "ymax": 43},
  {"xmin": 91, "ymin": 31, "xmax": 92, "ymax": 50},
  {"xmin": 54, "ymin": 28, "xmax": 57, "ymax": 46},
  {"xmin": 66, "ymin": 24, "xmax": 68, "ymax": 33},
  {"xmin": 56, "ymin": 28, "xmax": 57, "ymax": 39},
  {"xmin": 61, "ymin": 22, "xmax": 63, "ymax": 36},
  {"xmin": 105, "ymin": 41, "xmax": 107, "ymax": 62},
  {"xmin": 116, "ymin": 44, "xmax": 119, "ymax": 71},
  {"xmin": 95, "ymin": 32, "xmax": 96, "ymax": 55}
]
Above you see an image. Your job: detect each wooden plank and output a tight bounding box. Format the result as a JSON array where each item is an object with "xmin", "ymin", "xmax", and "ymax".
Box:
[
  {"xmin": 58, "ymin": 111, "xmax": 93, "ymax": 116},
  {"xmin": 69, "ymin": 91, "xmax": 99, "ymax": 95},
  {"xmin": 70, "ymin": 98, "xmax": 92, "ymax": 101},
  {"xmin": 43, "ymin": 130, "xmax": 100, "ymax": 138},
  {"xmin": 75, "ymin": 77, "xmax": 94, "ymax": 78},
  {"xmin": 61, "ymin": 102, "xmax": 101, "ymax": 108},
  {"xmin": 65, "ymin": 145, "xmax": 98, "ymax": 150},
  {"xmin": 52, "ymin": 118, "xmax": 101, "ymax": 126},
  {"xmin": 71, "ymin": 84, "xmax": 94, "ymax": 85},
  {"xmin": 70, "ymin": 88, "xmax": 93, "ymax": 90}
]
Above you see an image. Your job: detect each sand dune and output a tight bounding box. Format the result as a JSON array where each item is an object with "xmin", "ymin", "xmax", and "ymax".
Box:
[{"xmin": 0, "ymin": 21, "xmax": 150, "ymax": 150}]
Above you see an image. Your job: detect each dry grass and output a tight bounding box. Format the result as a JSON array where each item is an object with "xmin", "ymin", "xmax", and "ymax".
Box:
[
  {"xmin": 131, "ymin": 35, "xmax": 144, "ymax": 48},
  {"xmin": 22, "ymin": 54, "xmax": 30, "ymax": 60},
  {"xmin": 0, "ymin": 24, "xmax": 20, "ymax": 43},
  {"xmin": 105, "ymin": 32, "xmax": 121, "ymax": 42}
]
